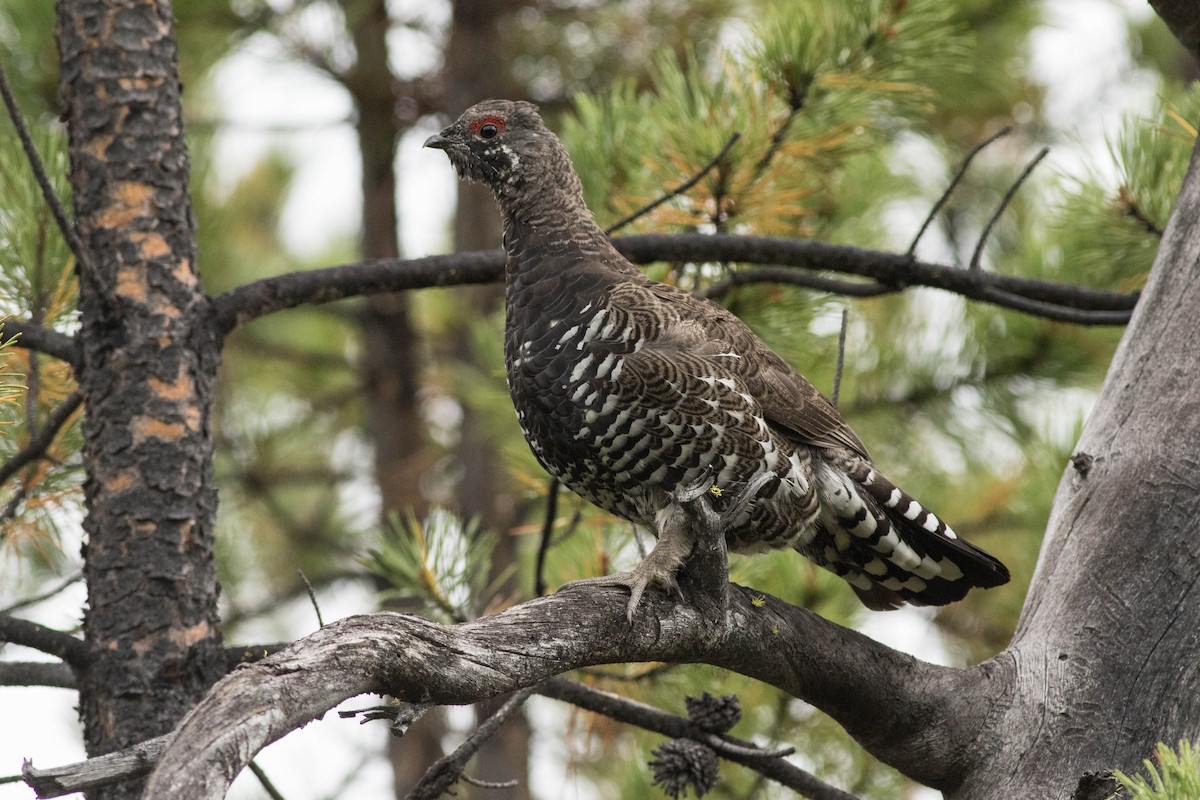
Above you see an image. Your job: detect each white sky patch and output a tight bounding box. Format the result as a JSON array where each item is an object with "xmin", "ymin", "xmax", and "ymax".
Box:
[
  {"xmin": 1028, "ymin": 0, "xmax": 1162, "ymax": 180},
  {"xmin": 209, "ymin": 33, "xmax": 360, "ymax": 257}
]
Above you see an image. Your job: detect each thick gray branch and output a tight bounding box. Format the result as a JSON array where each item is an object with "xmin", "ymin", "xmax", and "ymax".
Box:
[
  {"xmin": 143, "ymin": 569, "xmax": 982, "ymax": 798},
  {"xmin": 22, "ymin": 735, "xmax": 170, "ymax": 798}
]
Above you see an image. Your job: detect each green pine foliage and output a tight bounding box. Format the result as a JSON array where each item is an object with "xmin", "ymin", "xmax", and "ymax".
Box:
[
  {"xmin": 366, "ymin": 508, "xmax": 511, "ymax": 623},
  {"xmin": 1044, "ymin": 83, "xmax": 1200, "ymax": 291},
  {"xmin": 1115, "ymin": 741, "xmax": 1200, "ymax": 800},
  {"xmin": 0, "ymin": 333, "xmax": 24, "ymax": 428},
  {"xmin": 0, "ymin": 119, "xmax": 82, "ymax": 558}
]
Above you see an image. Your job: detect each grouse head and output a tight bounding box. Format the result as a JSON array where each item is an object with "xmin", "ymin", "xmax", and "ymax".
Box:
[{"xmin": 424, "ymin": 99, "xmax": 583, "ymax": 210}]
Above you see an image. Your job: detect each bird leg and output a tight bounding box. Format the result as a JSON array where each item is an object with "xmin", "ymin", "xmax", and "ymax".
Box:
[{"xmin": 559, "ymin": 473, "xmax": 774, "ymax": 624}]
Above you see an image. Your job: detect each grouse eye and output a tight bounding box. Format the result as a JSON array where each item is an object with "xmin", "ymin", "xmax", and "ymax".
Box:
[{"xmin": 479, "ymin": 122, "xmax": 499, "ymax": 139}]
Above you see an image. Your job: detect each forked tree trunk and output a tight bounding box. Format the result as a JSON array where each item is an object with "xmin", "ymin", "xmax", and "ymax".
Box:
[{"xmin": 948, "ymin": 136, "xmax": 1200, "ymax": 798}]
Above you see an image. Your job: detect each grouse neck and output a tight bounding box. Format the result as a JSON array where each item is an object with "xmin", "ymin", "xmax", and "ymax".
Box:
[{"xmin": 500, "ymin": 192, "xmax": 623, "ymax": 277}]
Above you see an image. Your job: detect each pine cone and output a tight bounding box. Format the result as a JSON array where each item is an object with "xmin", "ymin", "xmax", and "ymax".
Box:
[
  {"xmin": 649, "ymin": 738, "xmax": 719, "ymax": 799},
  {"xmin": 685, "ymin": 692, "xmax": 742, "ymax": 734}
]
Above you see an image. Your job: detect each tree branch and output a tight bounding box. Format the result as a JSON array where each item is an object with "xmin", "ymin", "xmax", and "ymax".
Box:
[
  {"xmin": 908, "ymin": 126, "xmax": 1012, "ymax": 256},
  {"xmin": 0, "ymin": 571, "xmax": 82, "ymax": 615},
  {"xmin": 0, "ymin": 62, "xmax": 92, "ymax": 275},
  {"xmin": 0, "ymin": 613, "xmax": 89, "ymax": 668},
  {"xmin": 407, "ymin": 687, "xmax": 536, "ymax": 800},
  {"xmin": 0, "ymin": 319, "xmax": 81, "ymax": 367},
  {"xmin": 208, "ymin": 251, "xmax": 504, "ymax": 336},
  {"xmin": 539, "ymin": 678, "xmax": 859, "ymax": 800},
  {"xmin": 612, "ymin": 235, "xmax": 1135, "ymax": 315},
  {"xmin": 0, "ymin": 661, "xmax": 75, "ymax": 688},
  {"xmin": 142, "ymin": 553, "xmax": 984, "ymax": 798},
  {"xmin": 209, "ymin": 234, "xmax": 1138, "ymax": 338},
  {"xmin": 605, "ymin": 132, "xmax": 742, "ymax": 235},
  {"xmin": 969, "ymin": 146, "xmax": 1050, "ymax": 271},
  {"xmin": 533, "ymin": 478, "xmax": 559, "ymax": 597},
  {"xmin": 703, "ymin": 267, "xmax": 894, "ymax": 301},
  {"xmin": 21, "ymin": 734, "xmax": 171, "ymax": 799},
  {"xmin": 0, "ymin": 390, "xmax": 83, "ymax": 488}
]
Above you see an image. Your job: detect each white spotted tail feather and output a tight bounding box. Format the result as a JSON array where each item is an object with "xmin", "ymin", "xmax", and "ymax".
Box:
[{"xmin": 813, "ymin": 455, "xmax": 1010, "ymax": 611}]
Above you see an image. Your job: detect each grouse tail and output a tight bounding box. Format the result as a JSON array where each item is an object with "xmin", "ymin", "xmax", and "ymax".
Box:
[{"xmin": 813, "ymin": 459, "xmax": 1010, "ymax": 610}]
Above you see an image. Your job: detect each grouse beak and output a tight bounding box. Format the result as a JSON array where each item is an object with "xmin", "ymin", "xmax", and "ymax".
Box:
[{"xmin": 423, "ymin": 132, "xmax": 452, "ymax": 150}]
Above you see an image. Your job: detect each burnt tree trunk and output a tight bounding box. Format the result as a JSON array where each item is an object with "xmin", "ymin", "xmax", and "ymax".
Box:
[{"xmin": 55, "ymin": 1, "xmax": 225, "ymax": 798}]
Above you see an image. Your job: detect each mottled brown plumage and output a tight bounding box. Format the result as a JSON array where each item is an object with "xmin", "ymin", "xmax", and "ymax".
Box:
[{"xmin": 426, "ymin": 99, "xmax": 1009, "ymax": 617}]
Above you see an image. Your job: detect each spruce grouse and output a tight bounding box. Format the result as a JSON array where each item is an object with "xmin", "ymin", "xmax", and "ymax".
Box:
[{"xmin": 425, "ymin": 99, "xmax": 1009, "ymax": 618}]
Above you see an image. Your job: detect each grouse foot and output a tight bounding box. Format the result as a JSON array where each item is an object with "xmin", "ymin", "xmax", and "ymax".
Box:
[{"xmin": 559, "ymin": 473, "xmax": 774, "ymax": 623}]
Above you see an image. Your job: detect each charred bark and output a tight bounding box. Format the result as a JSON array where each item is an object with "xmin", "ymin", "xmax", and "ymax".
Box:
[{"xmin": 55, "ymin": 1, "xmax": 225, "ymax": 797}]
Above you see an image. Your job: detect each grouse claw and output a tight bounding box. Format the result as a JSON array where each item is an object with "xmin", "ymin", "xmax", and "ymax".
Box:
[{"xmin": 558, "ymin": 553, "xmax": 687, "ymax": 624}]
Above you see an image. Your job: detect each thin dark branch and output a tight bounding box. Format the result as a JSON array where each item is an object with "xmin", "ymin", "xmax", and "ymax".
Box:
[
  {"xmin": 1117, "ymin": 186, "xmax": 1164, "ymax": 237},
  {"xmin": 0, "ymin": 319, "xmax": 81, "ymax": 367},
  {"xmin": 26, "ymin": 310, "xmax": 41, "ymax": 434},
  {"xmin": 0, "ymin": 613, "xmax": 89, "ymax": 667},
  {"xmin": 0, "ymin": 390, "xmax": 84, "ymax": 488},
  {"xmin": 974, "ymin": 285, "xmax": 1132, "ymax": 324},
  {"xmin": 209, "ymin": 234, "xmax": 1138, "ymax": 337},
  {"xmin": 221, "ymin": 569, "xmax": 370, "ymax": 629},
  {"xmin": 534, "ymin": 479, "xmax": 559, "ymax": 597},
  {"xmin": 703, "ymin": 267, "xmax": 894, "ymax": 301},
  {"xmin": 1, "ymin": 486, "xmax": 28, "ymax": 527},
  {"xmin": 0, "ymin": 660, "xmax": 75, "ymax": 688},
  {"xmin": 612, "ymin": 234, "xmax": 1136, "ymax": 320},
  {"xmin": 461, "ymin": 774, "xmax": 519, "ymax": 789},
  {"xmin": 247, "ymin": 762, "xmax": 287, "ymax": 800},
  {"xmin": 209, "ymin": 251, "xmax": 504, "ymax": 336},
  {"xmin": 0, "ymin": 571, "xmax": 82, "ymax": 615},
  {"xmin": 0, "ymin": 61, "xmax": 91, "ymax": 274},
  {"xmin": 298, "ymin": 571, "xmax": 325, "ymax": 628},
  {"xmin": 832, "ymin": 308, "xmax": 849, "ymax": 408},
  {"xmin": 908, "ymin": 126, "xmax": 1012, "ymax": 256},
  {"xmin": 540, "ymin": 678, "xmax": 859, "ymax": 800},
  {"xmin": 406, "ymin": 687, "xmax": 535, "ymax": 800},
  {"xmin": 751, "ymin": 91, "xmax": 808, "ymax": 183},
  {"xmin": 605, "ymin": 133, "xmax": 741, "ymax": 235},
  {"xmin": 970, "ymin": 146, "xmax": 1050, "ymax": 271}
]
